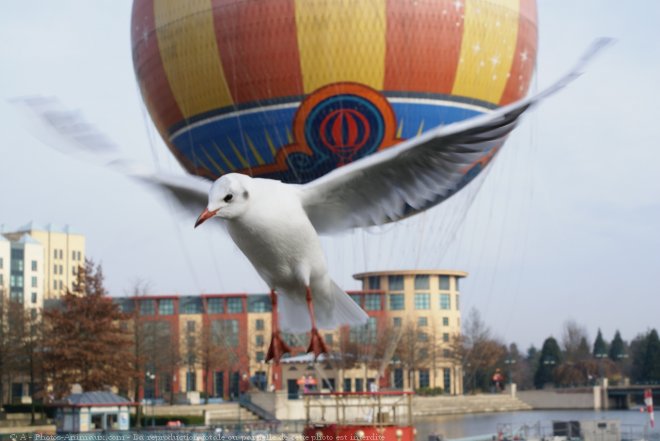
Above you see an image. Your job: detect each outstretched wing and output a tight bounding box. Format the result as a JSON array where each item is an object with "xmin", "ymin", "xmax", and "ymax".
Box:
[
  {"xmin": 12, "ymin": 96, "xmax": 211, "ymax": 218},
  {"xmin": 300, "ymin": 38, "xmax": 612, "ymax": 234}
]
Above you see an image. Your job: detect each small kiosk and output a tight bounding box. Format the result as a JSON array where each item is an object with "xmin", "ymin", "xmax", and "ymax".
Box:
[{"xmin": 55, "ymin": 391, "xmax": 136, "ymax": 432}]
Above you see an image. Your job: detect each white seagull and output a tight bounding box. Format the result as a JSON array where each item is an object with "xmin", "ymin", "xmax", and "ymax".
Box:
[{"xmin": 17, "ymin": 39, "xmax": 611, "ymax": 362}]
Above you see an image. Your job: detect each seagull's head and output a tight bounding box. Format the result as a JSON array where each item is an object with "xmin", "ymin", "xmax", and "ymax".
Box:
[{"xmin": 195, "ymin": 173, "xmax": 252, "ymax": 227}]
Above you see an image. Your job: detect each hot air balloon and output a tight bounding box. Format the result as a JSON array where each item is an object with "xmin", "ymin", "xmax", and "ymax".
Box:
[{"xmin": 131, "ymin": 0, "xmax": 537, "ymax": 213}]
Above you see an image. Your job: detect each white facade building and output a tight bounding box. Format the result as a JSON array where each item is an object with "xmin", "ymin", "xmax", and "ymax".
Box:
[{"xmin": 6, "ymin": 234, "xmax": 44, "ymax": 310}]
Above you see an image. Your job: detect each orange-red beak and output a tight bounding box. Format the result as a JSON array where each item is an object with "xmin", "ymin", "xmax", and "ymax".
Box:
[{"xmin": 195, "ymin": 208, "xmax": 218, "ymax": 228}]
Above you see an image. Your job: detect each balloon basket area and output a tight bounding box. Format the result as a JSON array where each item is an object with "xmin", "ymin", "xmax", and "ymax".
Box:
[{"xmin": 302, "ymin": 391, "xmax": 416, "ymax": 441}]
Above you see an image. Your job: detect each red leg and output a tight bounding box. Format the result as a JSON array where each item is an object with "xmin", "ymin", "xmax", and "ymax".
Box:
[
  {"xmin": 266, "ymin": 289, "xmax": 291, "ymax": 363},
  {"xmin": 305, "ymin": 286, "xmax": 329, "ymax": 358}
]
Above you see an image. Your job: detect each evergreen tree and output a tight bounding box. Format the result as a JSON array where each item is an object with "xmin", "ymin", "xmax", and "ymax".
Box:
[
  {"xmin": 641, "ymin": 329, "xmax": 660, "ymax": 382},
  {"xmin": 576, "ymin": 337, "xmax": 591, "ymax": 361},
  {"xmin": 43, "ymin": 259, "xmax": 133, "ymax": 398},
  {"xmin": 534, "ymin": 337, "xmax": 561, "ymax": 389},
  {"xmin": 609, "ymin": 330, "xmax": 625, "ymax": 361},
  {"xmin": 593, "ymin": 329, "xmax": 608, "ymax": 358}
]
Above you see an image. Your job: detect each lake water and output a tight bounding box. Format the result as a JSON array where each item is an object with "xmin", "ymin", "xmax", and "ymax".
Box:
[{"xmin": 415, "ymin": 410, "xmax": 657, "ymax": 441}]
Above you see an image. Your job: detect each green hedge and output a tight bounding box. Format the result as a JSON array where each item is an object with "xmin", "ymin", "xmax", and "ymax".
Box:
[
  {"xmin": 415, "ymin": 387, "xmax": 444, "ymax": 396},
  {"xmin": 1, "ymin": 404, "xmax": 57, "ymax": 418}
]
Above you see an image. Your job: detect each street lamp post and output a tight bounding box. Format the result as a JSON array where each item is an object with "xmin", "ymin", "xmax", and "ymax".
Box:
[
  {"xmin": 595, "ymin": 352, "xmax": 607, "ymax": 385},
  {"xmin": 146, "ymin": 371, "xmax": 156, "ymax": 427},
  {"xmin": 504, "ymin": 358, "xmax": 517, "ymax": 385},
  {"xmin": 543, "ymin": 358, "xmax": 556, "ymax": 387}
]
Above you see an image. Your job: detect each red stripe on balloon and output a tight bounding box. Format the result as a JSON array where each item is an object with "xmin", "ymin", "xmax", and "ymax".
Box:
[
  {"xmin": 211, "ymin": 0, "xmax": 304, "ymax": 105},
  {"xmin": 499, "ymin": 0, "xmax": 538, "ymax": 105},
  {"xmin": 131, "ymin": 0, "xmax": 183, "ymax": 131},
  {"xmin": 384, "ymin": 0, "xmax": 462, "ymax": 94}
]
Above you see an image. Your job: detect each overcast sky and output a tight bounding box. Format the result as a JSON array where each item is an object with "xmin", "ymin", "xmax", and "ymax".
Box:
[{"xmin": 1, "ymin": 0, "xmax": 658, "ymax": 351}]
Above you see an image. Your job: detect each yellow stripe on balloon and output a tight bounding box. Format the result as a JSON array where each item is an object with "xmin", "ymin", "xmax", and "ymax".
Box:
[
  {"xmin": 154, "ymin": 0, "xmax": 233, "ymax": 118},
  {"xmin": 452, "ymin": 0, "xmax": 520, "ymax": 104},
  {"xmin": 295, "ymin": 0, "xmax": 386, "ymax": 93}
]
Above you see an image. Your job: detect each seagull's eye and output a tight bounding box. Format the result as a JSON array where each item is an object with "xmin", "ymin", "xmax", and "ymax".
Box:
[{"xmin": 223, "ymin": 194, "xmax": 233, "ymax": 203}]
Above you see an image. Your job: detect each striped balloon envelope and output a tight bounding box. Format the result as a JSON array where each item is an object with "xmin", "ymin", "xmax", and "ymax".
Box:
[{"xmin": 131, "ymin": 0, "xmax": 537, "ymax": 191}]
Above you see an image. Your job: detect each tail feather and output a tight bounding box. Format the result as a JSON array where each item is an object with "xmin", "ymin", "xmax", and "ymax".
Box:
[
  {"xmin": 329, "ymin": 281, "xmax": 369, "ymax": 328},
  {"xmin": 277, "ymin": 281, "xmax": 368, "ymax": 333}
]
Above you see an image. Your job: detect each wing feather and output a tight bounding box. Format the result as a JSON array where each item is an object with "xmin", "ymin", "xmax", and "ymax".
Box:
[{"xmin": 300, "ymin": 38, "xmax": 612, "ymax": 234}]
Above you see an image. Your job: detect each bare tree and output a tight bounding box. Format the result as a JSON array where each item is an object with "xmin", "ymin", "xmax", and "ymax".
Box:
[
  {"xmin": 395, "ymin": 321, "xmax": 431, "ymax": 389},
  {"xmin": 561, "ymin": 319, "xmax": 590, "ymax": 362},
  {"xmin": 453, "ymin": 308, "xmax": 506, "ymax": 393}
]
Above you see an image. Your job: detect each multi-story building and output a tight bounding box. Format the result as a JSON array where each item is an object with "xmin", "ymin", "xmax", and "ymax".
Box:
[
  {"xmin": 3, "ymin": 223, "xmax": 85, "ymax": 299},
  {"xmin": 0, "ymin": 236, "xmax": 9, "ymax": 300},
  {"xmin": 353, "ymin": 270, "xmax": 466, "ymax": 394},
  {"xmin": 0, "ymin": 233, "xmax": 44, "ymax": 311},
  {"xmin": 113, "ymin": 269, "xmax": 466, "ymax": 402}
]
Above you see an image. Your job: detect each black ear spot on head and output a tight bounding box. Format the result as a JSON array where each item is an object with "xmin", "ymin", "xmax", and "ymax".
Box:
[{"xmin": 243, "ymin": 191, "xmax": 249, "ymax": 199}]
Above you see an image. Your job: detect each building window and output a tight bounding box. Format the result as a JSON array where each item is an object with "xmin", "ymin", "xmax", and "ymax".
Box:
[
  {"xmin": 414, "ymin": 275, "xmax": 429, "ymax": 290},
  {"xmin": 31, "ymin": 292, "xmax": 37, "ymax": 303},
  {"xmin": 227, "ymin": 298, "xmax": 243, "ymax": 313},
  {"xmin": 349, "ymin": 294, "xmax": 362, "ymax": 306},
  {"xmin": 256, "ymin": 351, "xmax": 265, "ymax": 362},
  {"xmin": 207, "ymin": 298, "xmax": 224, "ymax": 314},
  {"xmin": 389, "ymin": 294, "xmax": 404, "ymax": 311},
  {"xmin": 31, "ymin": 260, "xmax": 37, "ymax": 271},
  {"xmin": 248, "ymin": 296, "xmax": 271, "ymax": 313},
  {"xmin": 392, "ymin": 317, "xmax": 402, "ymax": 327},
  {"xmin": 417, "ymin": 332, "xmax": 428, "ymax": 342},
  {"xmin": 417, "ymin": 316, "xmax": 428, "ymax": 327},
  {"xmin": 455, "ymin": 294, "xmax": 460, "ymax": 310},
  {"xmin": 442, "ymin": 333, "xmax": 450, "ymax": 343},
  {"xmin": 77, "ymin": 251, "xmax": 81, "ymax": 261},
  {"xmin": 440, "ymin": 294, "xmax": 451, "ymax": 310},
  {"xmin": 186, "ymin": 371, "xmax": 196, "ymax": 392},
  {"xmin": 255, "ymin": 319, "xmax": 264, "ymax": 331},
  {"xmin": 53, "ymin": 280, "xmax": 57, "ymax": 290},
  {"xmin": 419, "ymin": 348, "xmax": 428, "ymax": 359},
  {"xmin": 256, "ymin": 335, "xmax": 264, "ymax": 347},
  {"xmin": 59, "ymin": 265, "xmax": 63, "ymax": 274},
  {"xmin": 325, "ymin": 333, "xmax": 334, "ymax": 345},
  {"xmin": 31, "ymin": 276, "xmax": 37, "ymax": 288},
  {"xmin": 443, "ymin": 368, "xmax": 451, "ymax": 392},
  {"xmin": 455, "ymin": 277, "xmax": 459, "ymax": 291},
  {"xmin": 181, "ymin": 297, "xmax": 203, "ymax": 314},
  {"xmin": 72, "ymin": 266, "xmax": 77, "ymax": 276},
  {"xmin": 442, "ymin": 317, "xmax": 449, "ymax": 326},
  {"xmin": 0, "ymin": 274, "xmax": 3, "ymax": 285},
  {"xmin": 439, "ymin": 275, "xmax": 450, "ymax": 290},
  {"xmin": 53, "ymin": 264, "xmax": 57, "ymax": 275},
  {"xmin": 364, "ymin": 294, "xmax": 381, "ymax": 311},
  {"xmin": 367, "ymin": 276, "xmax": 380, "ymax": 290},
  {"xmin": 0, "ymin": 257, "xmax": 3, "ymax": 269},
  {"xmin": 419, "ymin": 369, "xmax": 430, "ymax": 388},
  {"xmin": 59, "ymin": 250, "xmax": 63, "ymax": 259},
  {"xmin": 53, "ymin": 249, "xmax": 58, "ymax": 259},
  {"xmin": 343, "ymin": 378, "xmax": 352, "ymax": 392},
  {"xmin": 388, "ymin": 275, "xmax": 404, "ymax": 291},
  {"xmin": 414, "ymin": 293, "xmax": 430, "ymax": 310},
  {"xmin": 159, "ymin": 299, "xmax": 174, "ymax": 315},
  {"xmin": 12, "ymin": 257, "xmax": 24, "ymax": 272},
  {"xmin": 350, "ymin": 317, "xmax": 377, "ymax": 344},
  {"xmin": 187, "ymin": 321, "xmax": 196, "ymax": 333},
  {"xmin": 212, "ymin": 320, "xmax": 239, "ymax": 347},
  {"xmin": 15, "ymin": 275, "xmax": 24, "ymax": 288},
  {"xmin": 140, "ymin": 300, "xmax": 155, "ymax": 316},
  {"xmin": 443, "ymin": 349, "xmax": 451, "ymax": 358}
]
